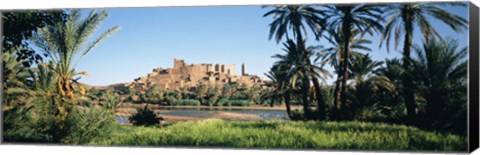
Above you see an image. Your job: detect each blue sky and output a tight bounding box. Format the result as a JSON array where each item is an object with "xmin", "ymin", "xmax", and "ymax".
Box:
[{"xmin": 72, "ymin": 3, "xmax": 469, "ymax": 86}]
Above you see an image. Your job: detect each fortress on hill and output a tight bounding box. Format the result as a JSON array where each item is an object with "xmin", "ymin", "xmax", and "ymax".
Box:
[{"xmin": 127, "ymin": 59, "xmax": 265, "ymax": 91}]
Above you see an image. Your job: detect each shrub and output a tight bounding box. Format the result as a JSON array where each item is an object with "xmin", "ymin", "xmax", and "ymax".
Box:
[
  {"xmin": 289, "ymin": 109, "xmax": 305, "ymax": 121},
  {"xmin": 228, "ymin": 100, "xmax": 254, "ymax": 107},
  {"xmin": 164, "ymin": 96, "xmax": 177, "ymax": 105},
  {"xmin": 357, "ymin": 107, "xmax": 388, "ymax": 122},
  {"xmin": 172, "ymin": 99, "xmax": 201, "ymax": 106},
  {"xmin": 215, "ymin": 99, "xmax": 228, "ymax": 106},
  {"xmin": 129, "ymin": 106, "xmax": 163, "ymax": 126},
  {"xmin": 4, "ymin": 93, "xmax": 117, "ymax": 144},
  {"xmin": 63, "ymin": 107, "xmax": 115, "ymax": 144},
  {"xmin": 3, "ymin": 105, "xmax": 52, "ymax": 142}
]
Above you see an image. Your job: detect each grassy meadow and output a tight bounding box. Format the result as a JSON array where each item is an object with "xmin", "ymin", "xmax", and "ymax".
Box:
[{"xmin": 91, "ymin": 119, "xmax": 466, "ymax": 151}]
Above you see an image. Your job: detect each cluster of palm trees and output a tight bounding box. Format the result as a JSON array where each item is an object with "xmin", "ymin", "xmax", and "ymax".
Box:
[
  {"xmin": 262, "ymin": 1, "xmax": 468, "ymax": 127},
  {"xmin": 3, "ymin": 9, "xmax": 120, "ymax": 143}
]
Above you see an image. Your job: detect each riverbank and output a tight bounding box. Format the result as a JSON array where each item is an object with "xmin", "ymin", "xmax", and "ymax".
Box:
[
  {"xmin": 115, "ymin": 108, "xmax": 265, "ymax": 123},
  {"xmin": 122, "ymin": 102, "xmax": 302, "ymax": 111},
  {"xmin": 115, "ymin": 103, "xmax": 298, "ymax": 122}
]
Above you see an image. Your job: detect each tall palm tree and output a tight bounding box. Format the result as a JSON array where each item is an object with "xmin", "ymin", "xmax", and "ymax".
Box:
[
  {"xmin": 372, "ymin": 58, "xmax": 404, "ymax": 117},
  {"xmin": 410, "ymin": 38, "xmax": 467, "ymax": 131},
  {"xmin": 323, "ymin": 4, "xmax": 384, "ymax": 115},
  {"xmin": 321, "ymin": 28, "xmax": 373, "ymax": 116},
  {"xmin": 349, "ymin": 54, "xmax": 393, "ymax": 117},
  {"xmin": 379, "ymin": 2, "xmax": 468, "ymax": 124},
  {"xmin": 273, "ymin": 39, "xmax": 330, "ymax": 120},
  {"xmin": 264, "ymin": 65, "xmax": 293, "ymax": 117},
  {"xmin": 263, "ymin": 5, "xmax": 325, "ymax": 45},
  {"xmin": 306, "ymin": 45, "xmax": 332, "ymax": 120},
  {"xmin": 33, "ymin": 9, "xmax": 120, "ymax": 101},
  {"xmin": 272, "ymin": 40, "xmax": 312, "ymax": 117},
  {"xmin": 264, "ymin": 5, "xmax": 331, "ymax": 120},
  {"xmin": 31, "ymin": 9, "xmax": 119, "ymax": 142}
]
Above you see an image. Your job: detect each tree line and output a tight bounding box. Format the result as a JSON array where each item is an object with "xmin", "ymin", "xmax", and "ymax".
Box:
[{"xmin": 261, "ymin": 2, "xmax": 468, "ymax": 136}]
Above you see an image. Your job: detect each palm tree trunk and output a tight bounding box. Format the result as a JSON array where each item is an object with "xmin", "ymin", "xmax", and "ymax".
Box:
[
  {"xmin": 332, "ymin": 70, "xmax": 341, "ymax": 120},
  {"xmin": 402, "ymin": 10, "xmax": 416, "ymax": 125},
  {"xmin": 333, "ymin": 71, "xmax": 341, "ymax": 106},
  {"xmin": 340, "ymin": 9, "xmax": 352, "ymax": 119},
  {"xmin": 284, "ymin": 91, "xmax": 292, "ymax": 119},
  {"xmin": 302, "ymin": 77, "xmax": 311, "ymax": 119},
  {"xmin": 311, "ymin": 75, "xmax": 325, "ymax": 121}
]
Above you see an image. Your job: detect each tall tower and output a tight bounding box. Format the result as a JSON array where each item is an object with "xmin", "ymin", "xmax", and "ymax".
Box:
[{"xmin": 241, "ymin": 63, "xmax": 246, "ymax": 76}]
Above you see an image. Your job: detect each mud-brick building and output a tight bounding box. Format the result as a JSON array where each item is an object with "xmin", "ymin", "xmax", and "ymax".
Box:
[{"xmin": 127, "ymin": 59, "xmax": 265, "ymax": 91}]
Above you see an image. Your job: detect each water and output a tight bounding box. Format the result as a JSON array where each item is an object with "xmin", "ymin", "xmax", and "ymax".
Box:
[
  {"xmin": 116, "ymin": 107, "xmax": 289, "ymax": 123},
  {"xmin": 115, "ymin": 115, "xmax": 129, "ymax": 124}
]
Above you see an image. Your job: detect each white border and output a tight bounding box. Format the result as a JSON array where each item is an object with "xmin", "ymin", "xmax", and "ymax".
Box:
[
  {"xmin": 1, "ymin": 0, "xmax": 479, "ymax": 155},
  {"xmin": 0, "ymin": 0, "xmax": 477, "ymax": 9}
]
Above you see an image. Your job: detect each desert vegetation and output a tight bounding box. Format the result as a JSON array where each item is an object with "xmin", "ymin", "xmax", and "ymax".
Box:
[{"xmin": 2, "ymin": 2, "xmax": 469, "ymax": 152}]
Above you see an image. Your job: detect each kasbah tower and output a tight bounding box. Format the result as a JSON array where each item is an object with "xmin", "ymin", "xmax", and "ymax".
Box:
[{"xmin": 127, "ymin": 59, "xmax": 266, "ymax": 91}]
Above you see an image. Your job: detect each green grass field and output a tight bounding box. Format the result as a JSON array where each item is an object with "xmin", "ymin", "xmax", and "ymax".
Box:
[{"xmin": 91, "ymin": 119, "xmax": 466, "ymax": 151}]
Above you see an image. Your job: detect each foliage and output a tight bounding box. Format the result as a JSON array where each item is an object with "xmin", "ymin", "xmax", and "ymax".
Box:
[
  {"xmin": 322, "ymin": 4, "xmax": 385, "ymax": 119},
  {"xmin": 143, "ymin": 85, "xmax": 163, "ymax": 103},
  {"xmin": 263, "ymin": 5, "xmax": 325, "ymax": 44},
  {"xmin": 171, "ymin": 99, "xmax": 201, "ymax": 106},
  {"xmin": 2, "ymin": 10, "xmax": 66, "ymax": 67},
  {"xmin": 4, "ymin": 91, "xmax": 117, "ymax": 144},
  {"xmin": 62, "ymin": 107, "xmax": 115, "ymax": 144},
  {"xmin": 92, "ymin": 119, "xmax": 466, "ymax": 151},
  {"xmin": 129, "ymin": 106, "xmax": 163, "ymax": 126},
  {"xmin": 32, "ymin": 9, "xmax": 120, "ymax": 100},
  {"xmin": 93, "ymin": 89, "xmax": 122, "ymax": 114},
  {"xmin": 227, "ymin": 100, "xmax": 255, "ymax": 107},
  {"xmin": 410, "ymin": 38, "xmax": 467, "ymax": 135},
  {"xmin": 3, "ymin": 105, "xmax": 52, "ymax": 142},
  {"xmin": 2, "ymin": 52, "xmax": 33, "ymax": 108},
  {"xmin": 3, "ymin": 9, "xmax": 121, "ymax": 144},
  {"xmin": 379, "ymin": 2, "xmax": 468, "ymax": 124},
  {"xmin": 272, "ymin": 39, "xmax": 332, "ymax": 120}
]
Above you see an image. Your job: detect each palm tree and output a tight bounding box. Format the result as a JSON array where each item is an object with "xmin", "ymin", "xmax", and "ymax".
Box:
[
  {"xmin": 379, "ymin": 2, "xmax": 468, "ymax": 124},
  {"xmin": 263, "ymin": 5, "xmax": 325, "ymax": 45},
  {"xmin": 305, "ymin": 45, "xmax": 332, "ymax": 120},
  {"xmin": 33, "ymin": 9, "xmax": 120, "ymax": 101},
  {"xmin": 264, "ymin": 65, "xmax": 293, "ymax": 117},
  {"xmin": 348, "ymin": 54, "xmax": 394, "ymax": 118},
  {"xmin": 321, "ymin": 28, "xmax": 373, "ymax": 118},
  {"xmin": 372, "ymin": 58, "xmax": 404, "ymax": 119},
  {"xmin": 264, "ymin": 5, "xmax": 332, "ymax": 120},
  {"xmin": 29, "ymin": 61, "xmax": 58, "ymax": 94},
  {"xmin": 410, "ymin": 38, "xmax": 467, "ymax": 131},
  {"xmin": 272, "ymin": 40, "xmax": 312, "ymax": 117},
  {"xmin": 323, "ymin": 4, "xmax": 384, "ymax": 115},
  {"xmin": 2, "ymin": 51, "xmax": 33, "ymax": 110},
  {"xmin": 272, "ymin": 39, "xmax": 331, "ymax": 120},
  {"xmin": 349, "ymin": 54, "xmax": 383, "ymax": 86},
  {"xmin": 31, "ymin": 9, "xmax": 119, "ymax": 142}
]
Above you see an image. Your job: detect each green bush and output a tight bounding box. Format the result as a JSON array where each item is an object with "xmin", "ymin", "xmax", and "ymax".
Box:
[
  {"xmin": 228, "ymin": 100, "xmax": 254, "ymax": 106},
  {"xmin": 215, "ymin": 99, "xmax": 253, "ymax": 106},
  {"xmin": 215, "ymin": 99, "xmax": 228, "ymax": 106},
  {"xmin": 3, "ymin": 106, "xmax": 52, "ymax": 142},
  {"xmin": 172, "ymin": 99, "xmax": 201, "ymax": 106},
  {"xmin": 289, "ymin": 109, "xmax": 305, "ymax": 121},
  {"xmin": 63, "ymin": 107, "xmax": 115, "ymax": 144},
  {"xmin": 4, "ymin": 95, "xmax": 117, "ymax": 144},
  {"xmin": 129, "ymin": 107, "xmax": 163, "ymax": 126}
]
